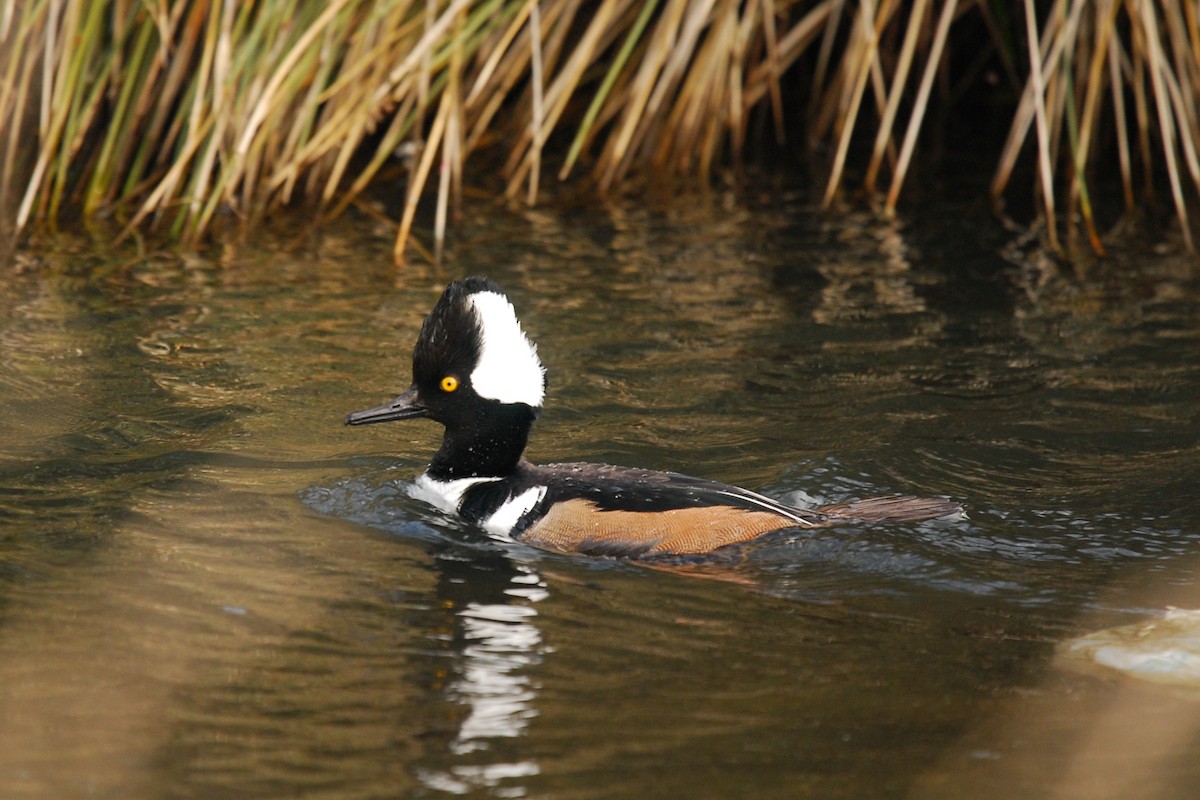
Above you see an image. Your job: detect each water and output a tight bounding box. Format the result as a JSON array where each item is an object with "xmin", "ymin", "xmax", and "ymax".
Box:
[{"xmin": 1, "ymin": 192, "xmax": 1199, "ymax": 799}]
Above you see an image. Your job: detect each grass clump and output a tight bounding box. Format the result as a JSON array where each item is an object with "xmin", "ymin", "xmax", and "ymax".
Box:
[{"xmin": 2, "ymin": 0, "xmax": 1199, "ymax": 261}]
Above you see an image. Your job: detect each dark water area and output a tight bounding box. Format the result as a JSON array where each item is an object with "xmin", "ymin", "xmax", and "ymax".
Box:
[{"xmin": 1, "ymin": 189, "xmax": 1199, "ymax": 799}]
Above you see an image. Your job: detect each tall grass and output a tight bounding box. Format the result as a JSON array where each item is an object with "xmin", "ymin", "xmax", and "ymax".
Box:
[{"xmin": 1, "ymin": 0, "xmax": 1199, "ymax": 261}]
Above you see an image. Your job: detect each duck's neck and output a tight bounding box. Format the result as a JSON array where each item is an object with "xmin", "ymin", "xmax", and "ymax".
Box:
[{"xmin": 426, "ymin": 406, "xmax": 536, "ymax": 481}]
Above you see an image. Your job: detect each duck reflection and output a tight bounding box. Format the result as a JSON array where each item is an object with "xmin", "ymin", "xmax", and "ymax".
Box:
[
  {"xmin": 451, "ymin": 565, "xmax": 547, "ymax": 752},
  {"xmin": 417, "ymin": 548, "xmax": 548, "ymax": 793}
]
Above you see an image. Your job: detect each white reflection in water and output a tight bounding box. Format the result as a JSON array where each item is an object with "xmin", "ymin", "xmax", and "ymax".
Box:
[
  {"xmin": 451, "ymin": 565, "xmax": 548, "ymax": 755},
  {"xmin": 419, "ymin": 760, "xmax": 541, "ymax": 795},
  {"xmin": 418, "ymin": 563, "xmax": 548, "ymax": 794}
]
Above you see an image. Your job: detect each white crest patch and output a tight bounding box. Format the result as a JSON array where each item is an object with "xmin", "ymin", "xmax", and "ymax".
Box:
[{"xmin": 468, "ymin": 290, "xmax": 545, "ymax": 407}]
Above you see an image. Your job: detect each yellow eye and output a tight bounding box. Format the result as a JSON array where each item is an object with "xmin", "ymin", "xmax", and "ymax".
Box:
[{"xmin": 440, "ymin": 375, "xmax": 459, "ymax": 393}]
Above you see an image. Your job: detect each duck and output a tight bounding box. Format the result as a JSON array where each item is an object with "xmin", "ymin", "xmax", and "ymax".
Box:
[{"xmin": 346, "ymin": 277, "xmax": 961, "ymax": 558}]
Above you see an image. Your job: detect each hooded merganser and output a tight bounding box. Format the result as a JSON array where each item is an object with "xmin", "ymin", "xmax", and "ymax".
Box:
[{"xmin": 346, "ymin": 277, "xmax": 961, "ymax": 558}]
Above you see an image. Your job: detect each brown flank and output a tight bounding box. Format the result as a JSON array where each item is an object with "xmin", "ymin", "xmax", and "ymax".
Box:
[
  {"xmin": 519, "ymin": 499, "xmax": 807, "ymax": 557},
  {"xmin": 518, "ymin": 494, "xmax": 962, "ymax": 557}
]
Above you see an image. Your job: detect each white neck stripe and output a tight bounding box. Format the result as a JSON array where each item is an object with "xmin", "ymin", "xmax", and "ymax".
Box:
[{"xmin": 482, "ymin": 485, "xmax": 548, "ymax": 538}]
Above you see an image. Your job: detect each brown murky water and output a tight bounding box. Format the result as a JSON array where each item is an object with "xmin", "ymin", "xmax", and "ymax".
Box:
[{"xmin": 2, "ymin": 191, "xmax": 1199, "ymax": 799}]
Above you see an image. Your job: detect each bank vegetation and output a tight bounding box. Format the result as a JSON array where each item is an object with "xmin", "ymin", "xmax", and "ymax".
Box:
[{"xmin": 2, "ymin": 0, "xmax": 1198, "ymax": 261}]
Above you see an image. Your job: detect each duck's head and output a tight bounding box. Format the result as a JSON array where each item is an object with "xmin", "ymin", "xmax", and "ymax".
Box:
[{"xmin": 346, "ymin": 277, "xmax": 546, "ymax": 478}]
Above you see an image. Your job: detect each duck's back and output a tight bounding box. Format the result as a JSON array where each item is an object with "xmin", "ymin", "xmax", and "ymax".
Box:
[{"xmin": 481, "ymin": 462, "xmax": 959, "ymax": 558}]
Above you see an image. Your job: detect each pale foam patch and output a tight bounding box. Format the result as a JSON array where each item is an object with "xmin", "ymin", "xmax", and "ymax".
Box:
[
  {"xmin": 1060, "ymin": 607, "xmax": 1200, "ymax": 688},
  {"xmin": 468, "ymin": 290, "xmax": 545, "ymax": 407}
]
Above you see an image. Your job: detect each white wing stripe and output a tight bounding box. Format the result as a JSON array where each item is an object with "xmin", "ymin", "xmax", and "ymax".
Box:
[{"xmin": 711, "ymin": 488, "xmax": 818, "ymax": 527}]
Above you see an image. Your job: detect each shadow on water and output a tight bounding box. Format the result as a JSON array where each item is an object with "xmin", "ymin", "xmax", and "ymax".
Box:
[{"xmin": 1, "ymin": 191, "xmax": 1200, "ymax": 798}]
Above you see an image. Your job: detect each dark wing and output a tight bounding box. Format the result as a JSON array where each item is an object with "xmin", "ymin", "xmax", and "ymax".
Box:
[
  {"xmin": 527, "ymin": 462, "xmax": 826, "ymax": 521},
  {"xmin": 511, "ymin": 462, "xmax": 822, "ymax": 557}
]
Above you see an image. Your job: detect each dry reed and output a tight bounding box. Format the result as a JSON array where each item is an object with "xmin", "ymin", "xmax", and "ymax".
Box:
[{"xmin": 1, "ymin": 0, "xmax": 1199, "ymax": 261}]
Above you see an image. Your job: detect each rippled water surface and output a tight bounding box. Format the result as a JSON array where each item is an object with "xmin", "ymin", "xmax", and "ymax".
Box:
[{"xmin": 2, "ymin": 193, "xmax": 1199, "ymax": 799}]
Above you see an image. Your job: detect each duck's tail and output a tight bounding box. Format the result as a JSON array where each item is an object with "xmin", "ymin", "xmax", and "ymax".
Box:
[{"xmin": 815, "ymin": 495, "xmax": 964, "ymax": 524}]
